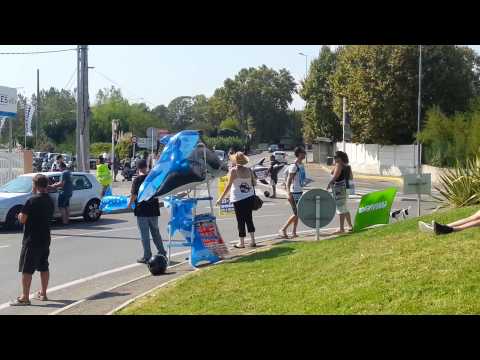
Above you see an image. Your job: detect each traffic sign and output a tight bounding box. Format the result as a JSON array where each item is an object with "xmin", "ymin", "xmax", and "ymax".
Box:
[
  {"xmin": 403, "ymin": 173, "xmax": 431, "ymax": 195},
  {"xmin": 297, "ymin": 189, "xmax": 336, "ymax": 240}
]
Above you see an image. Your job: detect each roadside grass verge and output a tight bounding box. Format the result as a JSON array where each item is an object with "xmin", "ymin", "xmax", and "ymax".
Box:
[{"xmin": 119, "ymin": 206, "xmax": 480, "ymax": 314}]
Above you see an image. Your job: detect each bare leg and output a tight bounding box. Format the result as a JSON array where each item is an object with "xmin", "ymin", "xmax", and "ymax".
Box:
[
  {"xmin": 280, "ymin": 215, "xmax": 296, "ymax": 236},
  {"xmin": 65, "ymin": 207, "xmax": 70, "ymax": 224},
  {"xmin": 452, "ymin": 218, "xmax": 480, "ymax": 232},
  {"xmin": 339, "ymin": 214, "xmax": 346, "ymax": 232},
  {"xmin": 21, "ymin": 273, "xmax": 33, "ymax": 301},
  {"xmin": 448, "ymin": 210, "xmax": 480, "ymax": 228},
  {"xmin": 40, "ymin": 271, "xmax": 49, "ymax": 297},
  {"xmin": 345, "ymin": 212, "xmax": 353, "ymax": 230},
  {"xmin": 61, "ymin": 208, "xmax": 68, "ymax": 224},
  {"xmin": 291, "ymin": 216, "xmax": 299, "ymax": 237},
  {"xmin": 238, "ymin": 237, "xmax": 245, "ymax": 247}
]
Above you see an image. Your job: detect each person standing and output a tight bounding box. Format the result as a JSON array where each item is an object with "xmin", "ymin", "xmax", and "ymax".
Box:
[
  {"xmin": 128, "ymin": 159, "xmax": 167, "ymax": 263},
  {"xmin": 113, "ymin": 155, "xmax": 120, "ymax": 182},
  {"xmin": 279, "ymin": 146, "xmax": 306, "ymax": 239},
  {"xmin": 10, "ymin": 174, "xmax": 55, "ymax": 306},
  {"xmin": 327, "ymin": 151, "xmax": 353, "ymax": 234},
  {"xmin": 96, "ymin": 156, "xmax": 112, "ymax": 197},
  {"xmin": 50, "ymin": 162, "xmax": 73, "ymax": 225},
  {"xmin": 50, "ymin": 154, "xmax": 64, "ymax": 172},
  {"xmin": 269, "ymin": 154, "xmax": 280, "ymax": 198},
  {"xmin": 216, "ymin": 152, "xmax": 256, "ymax": 248}
]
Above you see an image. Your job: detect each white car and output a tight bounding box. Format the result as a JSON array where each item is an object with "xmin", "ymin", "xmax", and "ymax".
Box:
[
  {"xmin": 0, "ymin": 172, "xmax": 103, "ymax": 230},
  {"xmin": 273, "ymin": 151, "xmax": 287, "ymax": 163}
]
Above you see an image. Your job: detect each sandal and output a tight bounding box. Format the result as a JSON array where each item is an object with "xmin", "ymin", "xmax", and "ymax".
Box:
[
  {"xmin": 233, "ymin": 244, "xmax": 245, "ymax": 249},
  {"xmin": 34, "ymin": 292, "xmax": 48, "ymax": 301},
  {"xmin": 291, "ymin": 234, "xmax": 299, "ymax": 238},
  {"xmin": 249, "ymin": 243, "xmax": 257, "ymax": 248},
  {"xmin": 278, "ymin": 231, "xmax": 289, "ymax": 239},
  {"xmin": 9, "ymin": 297, "xmax": 31, "ymax": 306}
]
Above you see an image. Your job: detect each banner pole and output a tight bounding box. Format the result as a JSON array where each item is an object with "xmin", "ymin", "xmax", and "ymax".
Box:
[{"xmin": 315, "ymin": 195, "xmax": 320, "ymax": 240}]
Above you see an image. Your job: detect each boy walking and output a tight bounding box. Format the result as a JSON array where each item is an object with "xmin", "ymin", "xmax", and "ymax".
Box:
[
  {"xmin": 10, "ymin": 174, "xmax": 55, "ymax": 306},
  {"xmin": 128, "ymin": 159, "xmax": 167, "ymax": 263}
]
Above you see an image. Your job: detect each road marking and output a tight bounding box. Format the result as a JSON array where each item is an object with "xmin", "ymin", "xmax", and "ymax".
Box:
[
  {"xmin": 0, "ymin": 249, "xmax": 191, "ymax": 312},
  {"xmin": 50, "ymin": 226, "xmax": 138, "ymax": 241},
  {"xmin": 0, "ymin": 245, "xmax": 9, "ymax": 249}
]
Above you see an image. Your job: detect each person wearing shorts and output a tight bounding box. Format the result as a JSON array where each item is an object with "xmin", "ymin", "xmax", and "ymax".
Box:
[
  {"xmin": 51, "ymin": 162, "xmax": 73, "ymax": 224},
  {"xmin": 279, "ymin": 146, "xmax": 306, "ymax": 239},
  {"xmin": 327, "ymin": 151, "xmax": 353, "ymax": 234},
  {"xmin": 10, "ymin": 174, "xmax": 55, "ymax": 306}
]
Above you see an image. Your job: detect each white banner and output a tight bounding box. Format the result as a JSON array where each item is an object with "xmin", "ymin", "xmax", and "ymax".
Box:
[
  {"xmin": 24, "ymin": 103, "xmax": 35, "ymax": 136},
  {"xmin": 0, "ymin": 86, "xmax": 17, "ymax": 117}
]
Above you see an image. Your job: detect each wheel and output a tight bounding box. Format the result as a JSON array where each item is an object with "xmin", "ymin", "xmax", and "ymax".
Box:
[
  {"xmin": 5, "ymin": 206, "xmax": 23, "ymax": 231},
  {"xmin": 83, "ymin": 199, "xmax": 101, "ymax": 222}
]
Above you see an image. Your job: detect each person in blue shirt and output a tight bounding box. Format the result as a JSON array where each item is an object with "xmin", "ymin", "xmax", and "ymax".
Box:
[{"xmin": 50, "ymin": 162, "xmax": 73, "ymax": 225}]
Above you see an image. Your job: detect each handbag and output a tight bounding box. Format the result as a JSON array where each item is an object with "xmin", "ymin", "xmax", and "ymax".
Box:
[{"xmin": 251, "ymin": 170, "xmax": 263, "ymax": 211}]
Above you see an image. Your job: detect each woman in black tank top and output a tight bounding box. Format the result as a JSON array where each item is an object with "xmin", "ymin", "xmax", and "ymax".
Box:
[{"xmin": 327, "ymin": 151, "xmax": 353, "ymax": 234}]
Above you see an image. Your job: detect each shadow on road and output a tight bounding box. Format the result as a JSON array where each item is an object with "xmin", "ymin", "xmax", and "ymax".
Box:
[
  {"xmin": 31, "ymin": 299, "xmax": 76, "ymax": 308},
  {"xmin": 89, "ymin": 291, "xmax": 130, "ymax": 301},
  {"xmin": 51, "ymin": 234, "xmax": 140, "ymax": 240}
]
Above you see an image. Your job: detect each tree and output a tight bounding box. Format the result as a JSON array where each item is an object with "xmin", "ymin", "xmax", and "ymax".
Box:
[
  {"xmin": 300, "ymin": 46, "xmax": 341, "ymax": 143},
  {"xmin": 167, "ymin": 96, "xmax": 194, "ymax": 131},
  {"xmin": 330, "ymin": 45, "xmax": 480, "ymax": 144},
  {"xmin": 217, "ymin": 65, "xmax": 297, "ymax": 143}
]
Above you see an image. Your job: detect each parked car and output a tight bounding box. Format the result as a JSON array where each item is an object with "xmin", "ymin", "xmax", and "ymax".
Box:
[
  {"xmin": 273, "ymin": 151, "xmax": 287, "ymax": 163},
  {"xmin": 214, "ymin": 150, "xmax": 227, "ymax": 162},
  {"xmin": 268, "ymin": 144, "xmax": 279, "ymax": 153},
  {"xmin": 0, "ymin": 172, "xmax": 103, "ymax": 230}
]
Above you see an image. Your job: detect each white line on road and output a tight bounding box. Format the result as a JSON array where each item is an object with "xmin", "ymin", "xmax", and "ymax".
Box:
[
  {"xmin": 0, "ymin": 245, "xmax": 9, "ymax": 249},
  {"xmin": 0, "ymin": 249, "xmax": 191, "ymax": 312}
]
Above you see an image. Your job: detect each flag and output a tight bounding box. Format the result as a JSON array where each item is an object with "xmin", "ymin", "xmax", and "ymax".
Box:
[
  {"xmin": 0, "ymin": 116, "xmax": 6, "ymax": 133},
  {"xmin": 24, "ymin": 103, "xmax": 35, "ymax": 137}
]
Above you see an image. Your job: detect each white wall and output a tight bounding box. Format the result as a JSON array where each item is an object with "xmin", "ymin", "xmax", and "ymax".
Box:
[
  {"xmin": 0, "ymin": 151, "xmax": 24, "ymax": 186},
  {"xmin": 335, "ymin": 142, "xmax": 419, "ymax": 176}
]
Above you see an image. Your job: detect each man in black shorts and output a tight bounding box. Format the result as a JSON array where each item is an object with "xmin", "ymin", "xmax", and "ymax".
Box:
[{"xmin": 10, "ymin": 174, "xmax": 55, "ymax": 306}]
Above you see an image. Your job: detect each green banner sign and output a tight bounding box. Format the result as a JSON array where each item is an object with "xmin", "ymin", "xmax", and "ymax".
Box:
[{"xmin": 353, "ymin": 187, "xmax": 397, "ymax": 232}]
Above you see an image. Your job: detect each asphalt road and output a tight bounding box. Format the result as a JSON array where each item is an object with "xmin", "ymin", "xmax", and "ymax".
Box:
[{"xmin": 0, "ymin": 151, "xmax": 440, "ymax": 311}]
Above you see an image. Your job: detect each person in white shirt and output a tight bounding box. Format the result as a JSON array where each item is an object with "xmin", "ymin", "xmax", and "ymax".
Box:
[
  {"xmin": 50, "ymin": 155, "xmax": 64, "ymax": 172},
  {"xmin": 279, "ymin": 147, "xmax": 306, "ymax": 239},
  {"xmin": 216, "ymin": 152, "xmax": 257, "ymax": 248}
]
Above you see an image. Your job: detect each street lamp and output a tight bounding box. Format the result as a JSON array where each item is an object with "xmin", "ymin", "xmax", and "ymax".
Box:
[{"xmin": 298, "ymin": 52, "xmax": 308, "ymax": 80}]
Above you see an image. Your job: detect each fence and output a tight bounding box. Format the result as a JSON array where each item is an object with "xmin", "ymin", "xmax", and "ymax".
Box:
[
  {"xmin": 0, "ymin": 151, "xmax": 25, "ymax": 186},
  {"xmin": 334, "ymin": 142, "xmax": 419, "ymax": 176}
]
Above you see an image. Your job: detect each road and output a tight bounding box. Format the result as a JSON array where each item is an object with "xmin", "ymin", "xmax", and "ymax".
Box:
[{"xmin": 0, "ymin": 151, "xmax": 440, "ymax": 313}]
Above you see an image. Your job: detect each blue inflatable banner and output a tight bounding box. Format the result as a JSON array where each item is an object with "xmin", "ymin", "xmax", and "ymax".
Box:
[
  {"xmin": 137, "ymin": 130, "xmax": 228, "ymax": 203},
  {"xmin": 100, "ymin": 195, "xmax": 134, "ymax": 213}
]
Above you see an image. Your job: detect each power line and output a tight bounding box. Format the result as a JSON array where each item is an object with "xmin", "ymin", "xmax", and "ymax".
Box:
[
  {"xmin": 0, "ymin": 48, "xmax": 77, "ymax": 55},
  {"xmin": 64, "ymin": 68, "xmax": 77, "ymax": 91},
  {"xmin": 92, "ymin": 69, "xmax": 155, "ymax": 106}
]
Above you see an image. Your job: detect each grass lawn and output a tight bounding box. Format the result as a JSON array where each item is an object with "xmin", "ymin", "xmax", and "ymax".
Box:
[{"xmin": 119, "ymin": 206, "xmax": 480, "ymax": 315}]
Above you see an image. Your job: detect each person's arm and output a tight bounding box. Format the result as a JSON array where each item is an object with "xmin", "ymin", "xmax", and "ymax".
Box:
[
  {"xmin": 128, "ymin": 178, "xmax": 138, "ymax": 209},
  {"xmin": 286, "ymin": 170, "xmax": 295, "ymax": 200},
  {"xmin": 327, "ymin": 164, "xmax": 342, "ymax": 189},
  {"xmin": 18, "ymin": 199, "xmax": 32, "ymax": 225},
  {"xmin": 216, "ymin": 170, "xmax": 236, "ymax": 205},
  {"xmin": 251, "ymin": 169, "xmax": 257, "ymax": 186}
]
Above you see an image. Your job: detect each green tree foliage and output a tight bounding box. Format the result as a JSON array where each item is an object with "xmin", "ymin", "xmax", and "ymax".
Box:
[
  {"xmin": 419, "ymin": 102, "xmax": 480, "ymax": 167},
  {"xmin": 90, "ymin": 142, "xmax": 112, "ymax": 158},
  {"xmin": 167, "ymin": 96, "xmax": 194, "ymax": 131},
  {"xmin": 91, "ymin": 87, "xmax": 168, "ymax": 142},
  {"xmin": 218, "ymin": 65, "xmax": 297, "ymax": 143},
  {"xmin": 203, "ymin": 136, "xmax": 245, "ymax": 152},
  {"xmin": 219, "ymin": 118, "xmax": 240, "ymax": 131},
  {"xmin": 330, "ymin": 45, "xmax": 480, "ymax": 145},
  {"xmin": 300, "ymin": 46, "xmax": 341, "ymax": 143}
]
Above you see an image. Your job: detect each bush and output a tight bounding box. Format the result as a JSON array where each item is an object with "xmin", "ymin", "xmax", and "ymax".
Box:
[
  {"xmin": 115, "ymin": 139, "xmax": 132, "ymax": 160},
  {"xmin": 434, "ymin": 155, "xmax": 480, "ymax": 208},
  {"xmin": 203, "ymin": 136, "xmax": 245, "ymax": 152},
  {"xmin": 419, "ymin": 104, "xmax": 480, "ymax": 167},
  {"xmin": 90, "ymin": 143, "xmax": 111, "ymax": 158}
]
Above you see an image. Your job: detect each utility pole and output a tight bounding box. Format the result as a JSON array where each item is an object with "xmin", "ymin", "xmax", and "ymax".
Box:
[
  {"xmin": 342, "ymin": 97, "xmax": 346, "ymax": 152},
  {"xmin": 36, "ymin": 69, "xmax": 40, "ymax": 148},
  {"xmin": 76, "ymin": 45, "xmax": 90, "ymax": 172},
  {"xmin": 417, "ymin": 45, "xmax": 423, "ymax": 217},
  {"xmin": 8, "ymin": 118, "xmax": 12, "ymax": 152}
]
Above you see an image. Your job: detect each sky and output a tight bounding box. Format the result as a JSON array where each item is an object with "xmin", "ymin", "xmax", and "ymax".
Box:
[{"xmin": 1, "ymin": 45, "xmax": 479, "ymax": 111}]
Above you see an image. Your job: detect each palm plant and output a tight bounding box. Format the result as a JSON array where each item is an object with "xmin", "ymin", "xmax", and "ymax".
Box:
[{"xmin": 433, "ymin": 155, "xmax": 480, "ymax": 208}]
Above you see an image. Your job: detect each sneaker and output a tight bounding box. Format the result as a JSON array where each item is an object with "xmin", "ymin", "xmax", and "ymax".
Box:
[
  {"xmin": 137, "ymin": 257, "xmax": 149, "ymax": 264},
  {"xmin": 418, "ymin": 221, "xmax": 434, "ymax": 233},
  {"xmin": 433, "ymin": 221, "xmax": 453, "ymax": 235}
]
